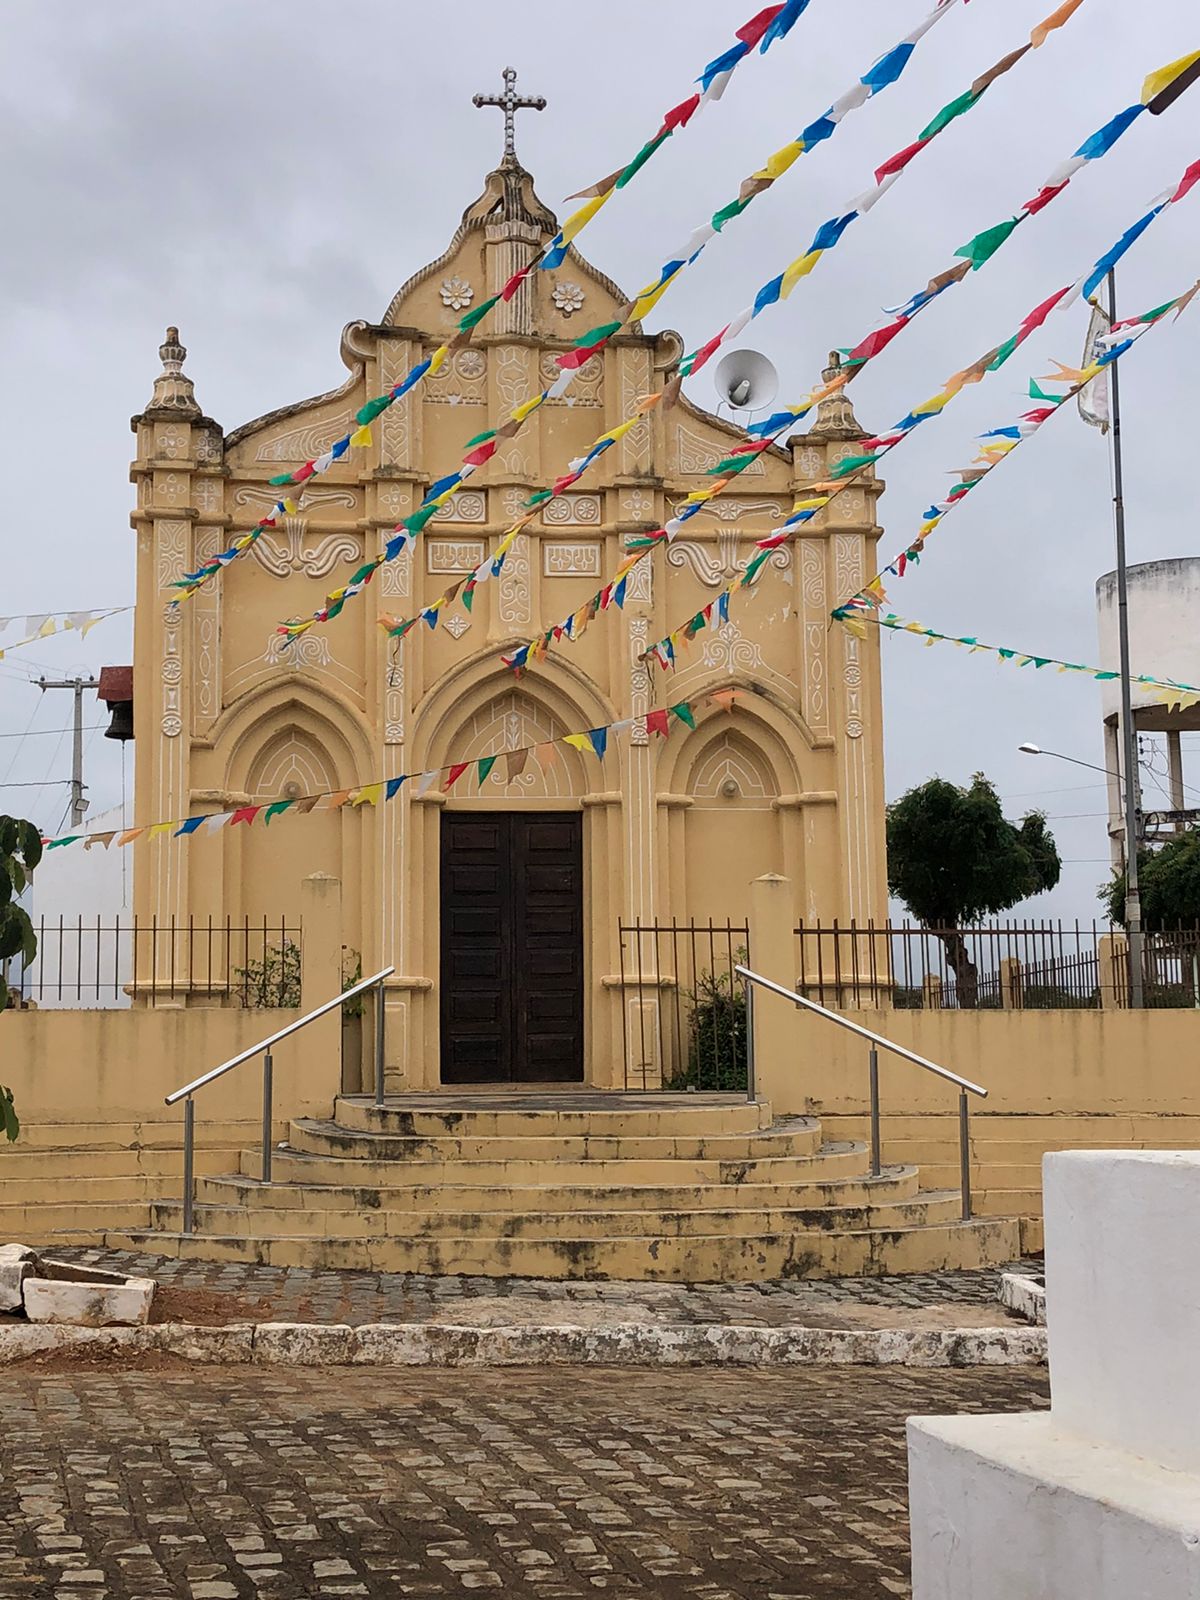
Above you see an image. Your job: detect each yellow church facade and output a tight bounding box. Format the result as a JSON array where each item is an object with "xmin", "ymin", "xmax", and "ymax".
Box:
[{"xmin": 128, "ymin": 145, "xmax": 888, "ymax": 1091}]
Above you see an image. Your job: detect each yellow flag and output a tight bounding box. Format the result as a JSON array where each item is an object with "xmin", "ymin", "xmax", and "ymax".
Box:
[
  {"xmin": 427, "ymin": 344, "xmax": 450, "ymax": 376},
  {"xmin": 351, "ymin": 783, "xmax": 383, "ymax": 808},
  {"xmin": 754, "ymin": 140, "xmax": 805, "ymax": 182},
  {"xmin": 562, "ymin": 733, "xmax": 592, "ymax": 754},
  {"xmin": 38, "ymin": 617, "xmax": 57, "ymax": 638},
  {"xmin": 149, "ymin": 821, "xmax": 174, "ymax": 838},
  {"xmin": 780, "ymin": 250, "xmax": 822, "ymax": 298},
  {"xmin": 629, "ymin": 269, "xmax": 681, "ymax": 323},
  {"xmin": 349, "ymin": 425, "xmax": 372, "ymax": 448},
  {"xmin": 1142, "ymin": 49, "xmax": 1200, "ymax": 106},
  {"xmin": 561, "ymin": 190, "xmax": 610, "ymax": 244}
]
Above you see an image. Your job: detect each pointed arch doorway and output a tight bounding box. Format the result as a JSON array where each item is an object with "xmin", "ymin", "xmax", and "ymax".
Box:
[{"xmin": 440, "ymin": 809, "xmax": 584, "ymax": 1083}]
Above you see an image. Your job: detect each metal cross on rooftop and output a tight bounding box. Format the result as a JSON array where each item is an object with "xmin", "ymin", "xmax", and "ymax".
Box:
[{"xmin": 473, "ymin": 67, "xmax": 546, "ymax": 162}]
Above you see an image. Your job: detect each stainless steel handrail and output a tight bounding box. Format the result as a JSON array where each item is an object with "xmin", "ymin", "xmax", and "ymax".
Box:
[
  {"xmin": 166, "ymin": 964, "xmax": 394, "ymax": 1234},
  {"xmin": 736, "ymin": 964, "xmax": 985, "ymax": 1220}
]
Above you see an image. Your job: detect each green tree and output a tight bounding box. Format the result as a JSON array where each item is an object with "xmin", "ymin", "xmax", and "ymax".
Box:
[
  {"xmin": 886, "ymin": 774, "xmax": 1061, "ymax": 1008},
  {"xmin": 0, "ymin": 816, "xmax": 42, "ymax": 1140},
  {"xmin": 1102, "ymin": 826, "xmax": 1200, "ymax": 929}
]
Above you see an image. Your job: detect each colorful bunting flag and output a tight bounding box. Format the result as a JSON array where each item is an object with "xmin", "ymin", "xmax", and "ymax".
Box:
[
  {"xmin": 0, "ymin": 606, "xmax": 130, "ymax": 660},
  {"xmin": 169, "ymin": 3, "xmax": 818, "ymax": 606}
]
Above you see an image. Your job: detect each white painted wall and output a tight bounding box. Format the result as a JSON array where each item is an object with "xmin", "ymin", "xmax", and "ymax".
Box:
[
  {"xmin": 909, "ymin": 1150, "xmax": 1200, "ymax": 1600},
  {"xmin": 1095, "ymin": 556, "xmax": 1200, "ymax": 720},
  {"xmin": 24, "ymin": 804, "xmax": 132, "ymax": 1008}
]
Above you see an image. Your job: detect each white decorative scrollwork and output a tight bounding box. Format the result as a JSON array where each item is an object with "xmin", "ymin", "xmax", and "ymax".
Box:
[
  {"xmin": 245, "ymin": 517, "xmax": 361, "ymax": 580},
  {"xmin": 667, "ymin": 534, "xmax": 790, "ymax": 588},
  {"xmin": 498, "ymin": 534, "xmax": 532, "ymax": 627},
  {"xmin": 444, "ymin": 613, "xmax": 471, "ymax": 639},
  {"xmin": 675, "ymin": 422, "xmax": 765, "ymax": 476},
  {"xmin": 440, "ymin": 276, "xmax": 474, "ymax": 311},
  {"xmin": 622, "ymin": 488, "xmax": 654, "ymax": 520},
  {"xmin": 628, "ymin": 618, "xmax": 650, "ymax": 745},
  {"xmin": 263, "ymin": 631, "xmax": 331, "ymax": 670},
  {"xmin": 671, "ymin": 499, "xmax": 786, "ymax": 525},
  {"xmin": 702, "ymin": 619, "xmax": 764, "ymax": 674},
  {"xmin": 254, "ymin": 414, "xmax": 355, "ymax": 464}
]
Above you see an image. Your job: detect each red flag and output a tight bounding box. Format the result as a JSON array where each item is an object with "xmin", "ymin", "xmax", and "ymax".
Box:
[
  {"xmin": 874, "ymin": 138, "xmax": 926, "ymax": 185},
  {"xmin": 645, "ymin": 709, "xmax": 670, "ymax": 738},
  {"xmin": 737, "ymin": 4, "xmax": 784, "ymax": 48},
  {"xmin": 230, "ymin": 806, "xmax": 262, "ymax": 827},
  {"xmin": 444, "ymin": 763, "xmax": 469, "ymax": 790}
]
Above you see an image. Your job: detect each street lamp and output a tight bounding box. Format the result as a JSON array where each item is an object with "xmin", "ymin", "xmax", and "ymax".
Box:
[
  {"xmin": 1018, "ymin": 741, "xmax": 1144, "ymax": 1005},
  {"xmin": 1018, "ymin": 743, "xmax": 1126, "ymax": 788}
]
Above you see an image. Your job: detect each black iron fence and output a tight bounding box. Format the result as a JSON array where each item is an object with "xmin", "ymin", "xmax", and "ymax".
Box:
[
  {"xmin": 617, "ymin": 919, "xmax": 750, "ymax": 1090},
  {"xmin": 2, "ymin": 917, "xmax": 302, "ymax": 1010},
  {"xmin": 794, "ymin": 921, "xmax": 1200, "ymax": 1011}
]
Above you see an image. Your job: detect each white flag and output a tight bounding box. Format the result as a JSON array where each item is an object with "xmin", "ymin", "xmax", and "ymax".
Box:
[{"xmin": 1078, "ymin": 301, "xmax": 1111, "ymax": 434}]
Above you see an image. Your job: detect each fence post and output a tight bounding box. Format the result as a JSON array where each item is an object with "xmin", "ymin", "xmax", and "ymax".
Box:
[
  {"xmin": 747, "ymin": 874, "xmax": 798, "ymax": 1113},
  {"xmin": 1098, "ymin": 933, "xmax": 1130, "ymax": 1009},
  {"xmin": 296, "ymin": 874, "xmax": 343, "ymax": 1114},
  {"xmin": 922, "ymin": 973, "xmax": 943, "ymax": 1011},
  {"xmin": 999, "ymin": 957, "xmax": 1023, "ymax": 1011}
]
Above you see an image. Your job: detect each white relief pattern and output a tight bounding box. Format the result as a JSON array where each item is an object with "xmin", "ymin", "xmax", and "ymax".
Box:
[
  {"xmin": 676, "ymin": 423, "xmax": 765, "ymax": 476},
  {"xmin": 628, "ymin": 618, "xmax": 650, "ymax": 745},
  {"xmin": 622, "ymin": 489, "xmax": 654, "ymax": 520},
  {"xmin": 702, "ymin": 618, "xmax": 764, "ymax": 675},
  {"xmin": 380, "ymin": 544, "xmax": 412, "ymax": 600},
  {"xmin": 620, "ymin": 351, "xmax": 652, "ymax": 471},
  {"xmin": 263, "ymin": 631, "xmax": 331, "ymax": 670},
  {"xmin": 671, "ymin": 499, "xmax": 786, "ymax": 525},
  {"xmin": 157, "ymin": 526, "xmax": 189, "ymax": 739},
  {"xmin": 542, "ymin": 494, "xmax": 601, "ymax": 527},
  {"xmin": 800, "ymin": 537, "xmax": 827, "ymax": 733},
  {"xmin": 666, "ymin": 534, "xmax": 790, "ymax": 588},
  {"xmin": 552, "ymin": 282, "xmax": 585, "ymax": 316},
  {"xmin": 192, "ymin": 478, "xmax": 221, "ymax": 513},
  {"xmin": 625, "ymin": 557, "xmax": 652, "ymax": 605},
  {"xmin": 427, "ymin": 539, "xmax": 486, "ymax": 574},
  {"xmin": 543, "ymin": 543, "xmax": 601, "ymax": 577},
  {"xmin": 440, "ymin": 277, "xmax": 474, "ymax": 311},
  {"xmin": 498, "ymin": 534, "xmax": 532, "ymax": 627},
  {"xmin": 385, "ymin": 654, "xmax": 405, "ymax": 746},
  {"xmin": 433, "ymin": 491, "xmax": 486, "ymax": 524},
  {"xmin": 156, "ymin": 425, "xmax": 185, "ymax": 460},
  {"xmin": 425, "ymin": 347, "xmax": 487, "ymax": 407},
  {"xmin": 834, "ymin": 533, "xmax": 864, "ymax": 739},
  {"xmin": 444, "ymin": 614, "xmax": 471, "ymax": 639},
  {"xmin": 246, "ymin": 518, "xmax": 361, "ymax": 580},
  {"xmin": 254, "ymin": 413, "xmax": 354, "ymax": 464},
  {"xmin": 539, "ymin": 351, "xmax": 603, "ymax": 407}
]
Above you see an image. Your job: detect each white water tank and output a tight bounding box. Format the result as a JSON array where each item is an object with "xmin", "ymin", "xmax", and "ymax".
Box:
[{"xmin": 1095, "ymin": 557, "xmax": 1200, "ymax": 731}]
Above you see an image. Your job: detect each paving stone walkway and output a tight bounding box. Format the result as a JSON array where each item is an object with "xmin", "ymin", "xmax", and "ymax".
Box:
[
  {"xmin": 0, "ymin": 1364, "xmax": 1049, "ymax": 1598},
  {"xmin": 45, "ymin": 1248, "xmax": 1043, "ymax": 1330}
]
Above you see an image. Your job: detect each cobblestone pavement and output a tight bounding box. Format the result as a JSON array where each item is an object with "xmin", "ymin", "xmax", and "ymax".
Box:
[
  {"xmin": 46, "ymin": 1248, "xmax": 1043, "ymax": 1329},
  {"xmin": 0, "ymin": 1364, "xmax": 1049, "ymax": 1598}
]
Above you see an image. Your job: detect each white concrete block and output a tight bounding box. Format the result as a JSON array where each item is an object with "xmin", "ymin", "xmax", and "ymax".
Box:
[
  {"xmin": 0, "ymin": 1245, "xmax": 40, "ymax": 1313},
  {"xmin": 22, "ymin": 1275, "xmax": 155, "ymax": 1327},
  {"xmin": 909, "ymin": 1413, "xmax": 1200, "ymax": 1600},
  {"xmin": 1045, "ymin": 1150, "xmax": 1200, "ymax": 1475}
]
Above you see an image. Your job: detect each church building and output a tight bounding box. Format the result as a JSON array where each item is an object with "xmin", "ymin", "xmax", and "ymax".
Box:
[{"xmin": 127, "ymin": 88, "xmax": 888, "ymax": 1091}]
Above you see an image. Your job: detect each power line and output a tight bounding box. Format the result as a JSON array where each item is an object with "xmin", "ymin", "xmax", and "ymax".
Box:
[
  {"xmin": 0, "ymin": 779, "xmax": 71, "ymax": 789},
  {"xmin": 0, "ymin": 724, "xmax": 106, "ymax": 740}
]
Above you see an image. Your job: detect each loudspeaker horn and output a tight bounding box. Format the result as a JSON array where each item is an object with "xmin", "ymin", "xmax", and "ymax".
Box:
[{"xmin": 713, "ymin": 348, "xmax": 779, "ymax": 412}]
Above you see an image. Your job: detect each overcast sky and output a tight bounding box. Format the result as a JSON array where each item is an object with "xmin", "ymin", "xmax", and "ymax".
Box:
[{"xmin": 1, "ymin": 0, "xmax": 1196, "ymax": 919}]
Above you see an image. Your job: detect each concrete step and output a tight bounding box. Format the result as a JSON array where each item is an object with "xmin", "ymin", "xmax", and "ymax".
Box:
[
  {"xmin": 334, "ymin": 1093, "xmax": 773, "ymax": 1139},
  {"xmin": 286, "ymin": 1115, "xmax": 824, "ymax": 1165},
  {"xmin": 11, "ymin": 1119, "xmax": 278, "ymax": 1151},
  {"xmin": 194, "ymin": 1166, "xmax": 923, "ymax": 1213},
  {"xmin": 0, "ymin": 1202, "xmax": 154, "ymax": 1239},
  {"xmin": 0, "ymin": 1174, "xmax": 182, "ymax": 1206},
  {"xmin": 151, "ymin": 1191, "xmax": 963, "ymax": 1241},
  {"xmin": 0, "ymin": 1147, "xmax": 238, "ymax": 1181},
  {"xmin": 109, "ymin": 1215, "xmax": 1022, "ymax": 1281},
  {"xmin": 250, "ymin": 1140, "xmax": 870, "ymax": 1189}
]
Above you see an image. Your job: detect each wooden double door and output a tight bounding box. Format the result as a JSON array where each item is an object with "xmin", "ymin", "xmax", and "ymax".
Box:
[{"xmin": 439, "ymin": 811, "xmax": 584, "ymax": 1083}]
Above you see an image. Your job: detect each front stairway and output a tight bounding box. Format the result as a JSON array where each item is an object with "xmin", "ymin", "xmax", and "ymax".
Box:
[{"xmin": 117, "ymin": 1093, "xmax": 1020, "ymax": 1281}]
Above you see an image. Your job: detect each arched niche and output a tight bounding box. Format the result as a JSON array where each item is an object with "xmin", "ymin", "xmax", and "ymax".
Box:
[
  {"xmin": 412, "ymin": 646, "xmax": 616, "ymax": 803},
  {"xmin": 664, "ymin": 705, "xmax": 798, "ymax": 931},
  {"xmin": 202, "ymin": 688, "xmax": 371, "ymax": 936}
]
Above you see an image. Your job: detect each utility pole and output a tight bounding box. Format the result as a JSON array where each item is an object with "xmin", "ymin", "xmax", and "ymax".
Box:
[
  {"xmin": 35, "ymin": 675, "xmax": 99, "ymax": 829},
  {"xmin": 1106, "ymin": 268, "xmax": 1144, "ymax": 1008}
]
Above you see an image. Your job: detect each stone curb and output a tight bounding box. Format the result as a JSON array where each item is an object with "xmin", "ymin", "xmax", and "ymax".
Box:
[{"xmin": 0, "ymin": 1320, "xmax": 1047, "ymax": 1367}]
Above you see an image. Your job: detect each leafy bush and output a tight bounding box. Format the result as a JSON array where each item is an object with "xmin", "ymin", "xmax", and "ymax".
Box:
[
  {"xmin": 236, "ymin": 940, "xmax": 301, "ymax": 1009},
  {"xmin": 1, "ymin": 816, "xmax": 42, "ymax": 1141},
  {"xmin": 667, "ymin": 965, "xmax": 748, "ymax": 1092}
]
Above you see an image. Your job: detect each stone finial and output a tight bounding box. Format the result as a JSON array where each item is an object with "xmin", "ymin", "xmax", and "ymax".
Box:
[
  {"xmin": 145, "ymin": 325, "xmax": 201, "ymax": 418},
  {"xmin": 807, "ymin": 350, "xmax": 864, "ymax": 442}
]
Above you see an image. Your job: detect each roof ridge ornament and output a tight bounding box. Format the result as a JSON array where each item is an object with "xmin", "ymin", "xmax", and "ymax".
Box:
[
  {"xmin": 144, "ymin": 325, "xmax": 201, "ymax": 419},
  {"xmin": 472, "ymin": 67, "xmax": 546, "ymax": 164}
]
